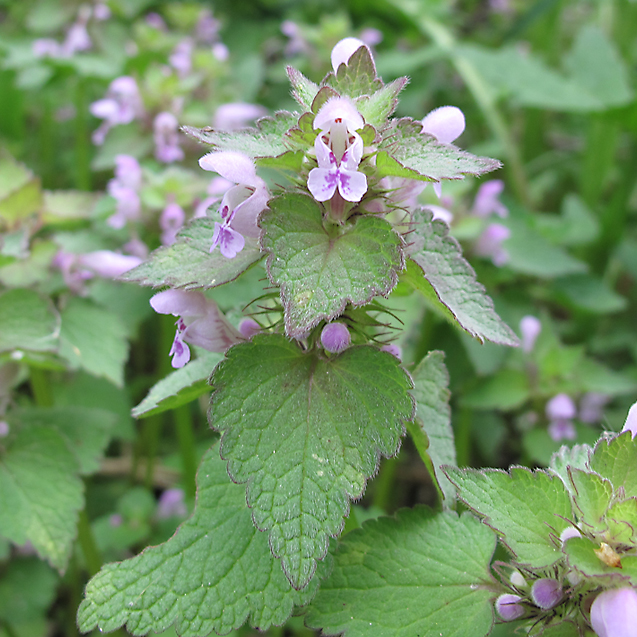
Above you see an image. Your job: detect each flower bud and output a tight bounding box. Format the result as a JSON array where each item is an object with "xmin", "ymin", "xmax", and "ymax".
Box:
[
  {"xmin": 238, "ymin": 318, "xmax": 261, "ymax": 339},
  {"xmin": 321, "ymin": 322, "xmax": 351, "ymax": 354},
  {"xmin": 510, "ymin": 570, "xmax": 527, "ymax": 590},
  {"xmin": 531, "ymin": 578, "xmax": 563, "ymax": 610},
  {"xmin": 560, "ymin": 526, "xmax": 582, "ymax": 544},
  {"xmin": 495, "ymin": 594, "xmax": 525, "ymax": 621},
  {"xmin": 590, "ymin": 587, "xmax": 637, "ymax": 637}
]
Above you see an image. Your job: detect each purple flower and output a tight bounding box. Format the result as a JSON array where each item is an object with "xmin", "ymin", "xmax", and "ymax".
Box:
[
  {"xmin": 321, "ymin": 323, "xmax": 351, "ymax": 353},
  {"xmin": 548, "ymin": 419, "xmax": 577, "ymax": 442},
  {"xmin": 213, "ymin": 103, "xmax": 267, "ymax": 131},
  {"xmin": 495, "ymin": 594, "xmax": 525, "ymax": 621},
  {"xmin": 560, "ymin": 526, "xmax": 582, "ymax": 543},
  {"xmin": 61, "ymin": 21, "xmax": 92, "ymax": 57},
  {"xmin": 212, "ymin": 42, "xmax": 229, "ymax": 61},
  {"xmin": 90, "ymin": 76, "xmax": 143, "ymax": 145},
  {"xmin": 150, "ymin": 289, "xmax": 244, "ymax": 368},
  {"xmin": 0, "ymin": 421, "xmax": 9, "ymax": 438},
  {"xmin": 281, "ymin": 21, "xmax": 310, "ymax": 57},
  {"xmin": 145, "ymin": 13, "xmax": 166, "ymax": 30},
  {"xmin": 579, "ymin": 393, "xmax": 609, "ymax": 424},
  {"xmin": 33, "ymin": 38, "xmax": 62, "ymax": 58},
  {"xmin": 238, "ymin": 318, "xmax": 261, "ymax": 339},
  {"xmin": 308, "ymin": 97, "xmax": 367, "ymax": 203},
  {"xmin": 160, "ymin": 202, "xmax": 185, "ymax": 246},
  {"xmin": 471, "ymin": 180, "xmax": 508, "ymax": 218},
  {"xmin": 156, "ymin": 488, "xmax": 188, "ymax": 519},
  {"xmin": 424, "ymin": 204, "xmax": 453, "ymax": 225},
  {"xmin": 531, "ymin": 578, "xmax": 563, "ymax": 610},
  {"xmin": 546, "ymin": 394, "xmax": 577, "ymax": 421},
  {"xmin": 94, "ymin": 3, "xmax": 111, "ymax": 21},
  {"xmin": 199, "ymin": 151, "xmax": 269, "ymax": 257},
  {"xmin": 106, "ymin": 154, "xmax": 143, "ymax": 228},
  {"xmin": 622, "ymin": 402, "xmax": 637, "ymax": 439},
  {"xmin": 590, "ymin": 587, "xmax": 637, "ymax": 637},
  {"xmin": 519, "ymin": 315, "xmax": 541, "ymax": 353},
  {"xmin": 330, "ymin": 37, "xmax": 368, "ymax": 72},
  {"xmin": 169, "ymin": 39, "xmax": 193, "ymax": 77},
  {"xmin": 381, "ymin": 344, "xmax": 402, "ymax": 360},
  {"xmin": 109, "ymin": 513, "xmax": 123, "ymax": 528},
  {"xmin": 308, "ymin": 134, "xmax": 367, "ymax": 203},
  {"xmin": 196, "ymin": 10, "xmax": 220, "ymax": 44},
  {"xmin": 76, "ymin": 251, "xmax": 142, "ymax": 278},
  {"xmin": 153, "ymin": 112, "xmax": 184, "ymax": 164},
  {"xmin": 474, "ymin": 223, "xmax": 511, "ymax": 266}
]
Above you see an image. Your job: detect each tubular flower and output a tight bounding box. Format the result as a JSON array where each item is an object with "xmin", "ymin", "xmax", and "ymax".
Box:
[
  {"xmin": 198, "ymin": 151, "xmax": 269, "ymax": 258},
  {"xmin": 308, "ymin": 97, "xmax": 367, "ymax": 203},
  {"xmin": 150, "ymin": 289, "xmax": 244, "ymax": 368}
]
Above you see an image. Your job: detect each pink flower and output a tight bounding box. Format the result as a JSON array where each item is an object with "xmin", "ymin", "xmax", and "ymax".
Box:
[
  {"xmin": 213, "ymin": 103, "xmax": 267, "ymax": 131},
  {"xmin": 33, "ymin": 38, "xmax": 62, "ymax": 58},
  {"xmin": 546, "ymin": 394, "xmax": 576, "ymax": 421},
  {"xmin": 308, "ymin": 97, "xmax": 367, "ymax": 203},
  {"xmin": 472, "ymin": 180, "xmax": 508, "ymax": 218},
  {"xmin": 156, "ymin": 488, "xmax": 187, "ymax": 519},
  {"xmin": 321, "ymin": 323, "xmax": 351, "ymax": 353},
  {"xmin": 474, "ymin": 223, "xmax": 510, "ymax": 266},
  {"xmin": 90, "ymin": 76, "xmax": 143, "ymax": 145},
  {"xmin": 579, "ymin": 393, "xmax": 609, "ymax": 424},
  {"xmin": 199, "ymin": 151, "xmax": 268, "ymax": 257},
  {"xmin": 150, "ymin": 289, "xmax": 244, "ymax": 368},
  {"xmin": 622, "ymin": 402, "xmax": 637, "ymax": 439},
  {"xmin": 160, "ymin": 202, "xmax": 185, "ymax": 246},
  {"xmin": 153, "ymin": 112, "xmax": 184, "ymax": 164},
  {"xmin": 590, "ymin": 587, "xmax": 637, "ymax": 637},
  {"xmin": 106, "ymin": 155, "xmax": 142, "ymax": 228},
  {"xmin": 519, "ymin": 315, "xmax": 541, "ymax": 353},
  {"xmin": 169, "ymin": 39, "xmax": 193, "ymax": 78}
]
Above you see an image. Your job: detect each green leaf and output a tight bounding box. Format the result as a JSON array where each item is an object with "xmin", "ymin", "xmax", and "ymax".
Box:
[
  {"xmin": 58, "ymin": 297, "xmax": 129, "ymax": 387},
  {"xmin": 589, "ymin": 432, "xmax": 637, "ymax": 499},
  {"xmin": 182, "ymin": 111, "xmax": 298, "ymax": 158},
  {"xmin": 325, "ymin": 45, "xmax": 381, "ymax": 97},
  {"xmin": 133, "ymin": 352, "xmax": 223, "ymax": 418},
  {"xmin": 7, "ymin": 407, "xmax": 116, "ymax": 475},
  {"xmin": 504, "ymin": 216, "xmax": 588, "ymax": 278},
  {"xmin": 552, "ymin": 274, "xmax": 626, "ymax": 314},
  {"xmin": 0, "ymin": 425, "xmax": 83, "ymax": 571},
  {"xmin": 261, "ymin": 194, "xmax": 403, "ymax": 338},
  {"xmin": 409, "ymin": 351, "xmax": 456, "ymax": 508},
  {"xmin": 564, "ymin": 25, "xmax": 632, "ymax": 109},
  {"xmin": 305, "ymin": 507, "xmax": 496, "ymax": 637},
  {"xmin": 539, "ymin": 622, "xmax": 582, "ymax": 637},
  {"xmin": 0, "ymin": 150, "xmax": 42, "ymax": 227},
  {"xmin": 354, "ymin": 77, "xmax": 408, "ymax": 128},
  {"xmin": 0, "ymin": 288, "xmax": 59, "ymax": 353},
  {"xmin": 121, "ymin": 219, "xmax": 263, "ymax": 290},
  {"xmin": 463, "ymin": 370, "xmax": 529, "ymax": 410},
  {"xmin": 209, "ymin": 335, "xmax": 414, "ymax": 589},
  {"xmin": 376, "ymin": 118, "xmax": 501, "ymax": 182},
  {"xmin": 568, "ymin": 469, "xmax": 612, "ymax": 532},
  {"xmin": 0, "ymin": 558, "xmax": 58, "ymax": 626},
  {"xmin": 286, "ymin": 66, "xmax": 319, "ymax": 110},
  {"xmin": 408, "ymin": 210, "xmax": 519, "ymax": 346},
  {"xmin": 563, "ymin": 535, "xmax": 637, "ymax": 585},
  {"xmin": 535, "ymin": 194, "xmax": 599, "ymax": 247},
  {"xmin": 445, "ymin": 466, "xmax": 573, "ymax": 568},
  {"xmin": 78, "ymin": 449, "xmax": 321, "ymax": 636},
  {"xmin": 549, "ymin": 444, "xmax": 593, "ymax": 495},
  {"xmin": 606, "ymin": 498, "xmax": 637, "ymax": 545},
  {"xmin": 41, "ymin": 190, "xmax": 100, "ymax": 225}
]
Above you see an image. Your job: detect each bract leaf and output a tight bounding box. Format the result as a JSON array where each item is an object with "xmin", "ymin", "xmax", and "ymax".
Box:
[
  {"xmin": 305, "ymin": 507, "xmax": 496, "ymax": 637},
  {"xmin": 182, "ymin": 111, "xmax": 298, "ymax": 159},
  {"xmin": 568, "ymin": 468, "xmax": 612, "ymax": 533},
  {"xmin": 445, "ymin": 466, "xmax": 573, "ymax": 568},
  {"xmin": 209, "ymin": 335, "xmax": 414, "ymax": 589},
  {"xmin": 0, "ymin": 425, "xmax": 83, "ymax": 572},
  {"xmin": 261, "ymin": 193, "xmax": 403, "ymax": 338},
  {"xmin": 589, "ymin": 432, "xmax": 637, "ymax": 498},
  {"xmin": 78, "ymin": 449, "xmax": 320, "ymax": 637},
  {"xmin": 325, "ymin": 45, "xmax": 381, "ymax": 97},
  {"xmin": 409, "ymin": 351, "xmax": 456, "ymax": 508},
  {"xmin": 563, "ymin": 536, "xmax": 637, "ymax": 586},
  {"xmin": 354, "ymin": 77, "xmax": 408, "ymax": 127},
  {"xmin": 121, "ymin": 219, "xmax": 263, "ymax": 291},
  {"xmin": 376, "ymin": 118, "xmax": 501, "ymax": 182},
  {"xmin": 286, "ymin": 66, "xmax": 319, "ymax": 110},
  {"xmin": 408, "ymin": 210, "xmax": 519, "ymax": 346}
]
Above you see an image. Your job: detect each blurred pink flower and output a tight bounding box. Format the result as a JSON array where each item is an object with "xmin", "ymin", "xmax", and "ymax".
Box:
[
  {"xmin": 160, "ymin": 201, "xmax": 185, "ymax": 246},
  {"xmin": 90, "ymin": 76, "xmax": 143, "ymax": 145},
  {"xmin": 474, "ymin": 222, "xmax": 510, "ymax": 266},
  {"xmin": 213, "ymin": 103, "xmax": 267, "ymax": 130},
  {"xmin": 150, "ymin": 289, "xmax": 244, "ymax": 367},
  {"xmin": 519, "ymin": 315, "xmax": 541, "ymax": 353},
  {"xmin": 471, "ymin": 180, "xmax": 508, "ymax": 218},
  {"xmin": 107, "ymin": 155, "xmax": 142, "ymax": 228},
  {"xmin": 590, "ymin": 587, "xmax": 637, "ymax": 637},
  {"xmin": 154, "ymin": 112, "xmax": 184, "ymax": 163},
  {"xmin": 169, "ymin": 39, "xmax": 193, "ymax": 78},
  {"xmin": 331, "ymin": 37, "xmax": 368, "ymax": 72}
]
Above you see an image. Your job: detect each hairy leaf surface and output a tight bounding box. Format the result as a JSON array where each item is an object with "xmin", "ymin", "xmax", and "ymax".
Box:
[{"xmin": 209, "ymin": 335, "xmax": 414, "ymax": 589}]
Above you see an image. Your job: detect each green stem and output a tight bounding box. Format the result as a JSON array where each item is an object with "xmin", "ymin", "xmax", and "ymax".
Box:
[
  {"xmin": 74, "ymin": 79, "xmax": 91, "ymax": 191},
  {"xmin": 174, "ymin": 404, "xmax": 198, "ymax": 499},
  {"xmin": 454, "ymin": 407, "xmax": 473, "ymax": 467},
  {"xmin": 77, "ymin": 509, "xmax": 102, "ymax": 577},
  {"xmin": 412, "ymin": 14, "xmax": 530, "ymax": 206},
  {"xmin": 142, "ymin": 415, "xmax": 162, "ymax": 490},
  {"xmin": 372, "ymin": 456, "xmax": 400, "ymax": 512},
  {"xmin": 29, "ymin": 368, "xmax": 53, "ymax": 407}
]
